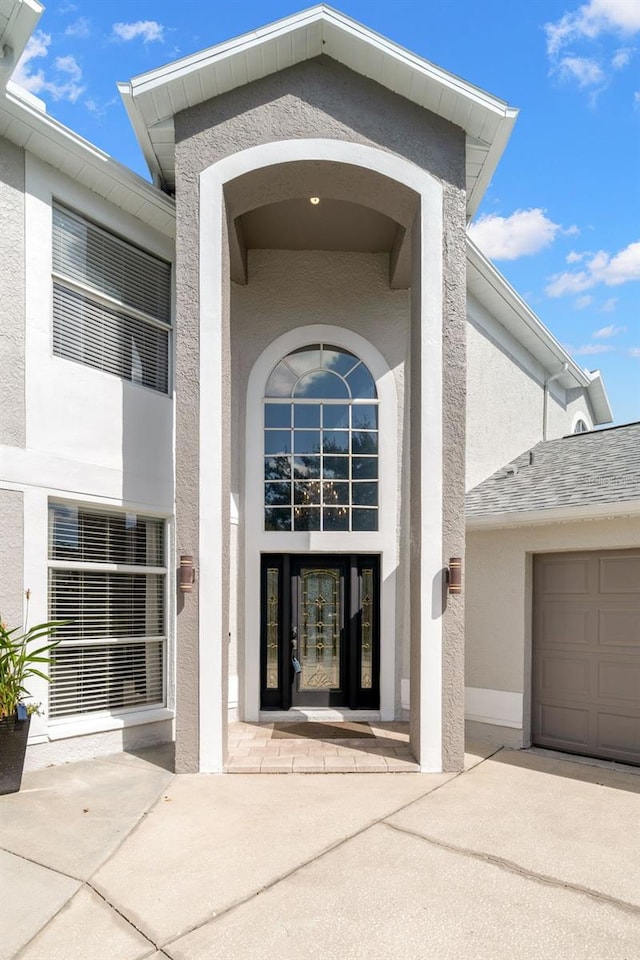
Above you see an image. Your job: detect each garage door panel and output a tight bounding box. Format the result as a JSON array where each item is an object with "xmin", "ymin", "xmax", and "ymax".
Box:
[
  {"xmin": 598, "ymin": 659, "xmax": 640, "ymax": 703},
  {"xmin": 599, "ymin": 555, "xmax": 640, "ymax": 595},
  {"xmin": 536, "ymin": 703, "xmax": 589, "ymax": 747},
  {"xmin": 533, "ymin": 550, "xmax": 640, "ymax": 766},
  {"xmin": 597, "ymin": 712, "xmax": 640, "ymax": 760},
  {"xmin": 539, "ymin": 607, "xmax": 590, "ymax": 645},
  {"xmin": 541, "ymin": 558, "xmax": 589, "ymax": 595},
  {"xmin": 598, "ymin": 607, "xmax": 640, "ymax": 646},
  {"xmin": 539, "ymin": 655, "xmax": 590, "ymax": 698}
]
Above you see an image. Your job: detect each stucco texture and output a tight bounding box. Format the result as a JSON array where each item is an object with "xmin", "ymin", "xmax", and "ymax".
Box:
[
  {"xmin": 0, "ymin": 489, "xmax": 24, "ymax": 629},
  {"xmin": 174, "ymin": 56, "xmax": 467, "ymax": 771},
  {"xmin": 466, "ymin": 295, "xmax": 596, "ymax": 489},
  {"xmin": 0, "ymin": 138, "xmax": 25, "ymax": 448}
]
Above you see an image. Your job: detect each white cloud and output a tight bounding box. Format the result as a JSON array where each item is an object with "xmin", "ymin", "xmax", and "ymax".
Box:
[
  {"xmin": 558, "ymin": 55, "xmax": 606, "ymax": 87},
  {"xmin": 468, "ymin": 208, "xmax": 563, "ymax": 261},
  {"xmin": 85, "ymin": 96, "xmax": 117, "ymax": 118},
  {"xmin": 572, "ymin": 343, "xmax": 616, "ymax": 355},
  {"xmin": 566, "ymin": 250, "xmax": 586, "ymax": 263},
  {"xmin": 65, "ymin": 17, "xmax": 91, "ymax": 39},
  {"xmin": 635, "ymin": 91, "xmax": 640, "ymax": 107},
  {"xmin": 629, "ymin": 347, "xmax": 640, "ymax": 357},
  {"xmin": 600, "ymin": 296, "xmax": 618, "ymax": 312},
  {"xmin": 112, "ymin": 20, "xmax": 165, "ymax": 43},
  {"xmin": 593, "ymin": 323, "xmax": 626, "ymax": 337},
  {"xmin": 546, "ymin": 240, "xmax": 640, "ymax": 296},
  {"xmin": 612, "ymin": 46, "xmax": 635, "ymax": 68},
  {"xmin": 55, "ymin": 55, "xmax": 82, "ymax": 82},
  {"xmin": 575, "ymin": 295, "xmax": 594, "ymax": 309},
  {"xmin": 12, "ymin": 30, "xmax": 85, "ymax": 103},
  {"xmin": 545, "ymin": 0, "xmax": 640, "ymax": 57}
]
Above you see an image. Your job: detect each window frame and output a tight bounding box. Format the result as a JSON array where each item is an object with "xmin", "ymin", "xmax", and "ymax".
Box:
[
  {"xmin": 263, "ymin": 343, "xmax": 380, "ymax": 533},
  {"xmin": 47, "ymin": 500, "xmax": 169, "ymax": 723},
  {"xmin": 51, "ymin": 201, "xmax": 173, "ymax": 395}
]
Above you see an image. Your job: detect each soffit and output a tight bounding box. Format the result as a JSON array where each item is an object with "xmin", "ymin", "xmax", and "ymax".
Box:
[
  {"xmin": 0, "ymin": 84, "xmax": 176, "ymax": 237},
  {"xmin": 241, "ymin": 199, "xmax": 397, "ymax": 252},
  {"xmin": 0, "ymin": 0, "xmax": 41, "ymax": 83},
  {"xmin": 119, "ymin": 4, "xmax": 518, "ymax": 212},
  {"xmin": 466, "ymin": 237, "xmax": 612, "ymax": 424}
]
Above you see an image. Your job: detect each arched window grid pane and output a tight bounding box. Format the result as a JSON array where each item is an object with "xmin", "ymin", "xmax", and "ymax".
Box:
[{"xmin": 264, "ymin": 344, "xmax": 379, "ymax": 532}]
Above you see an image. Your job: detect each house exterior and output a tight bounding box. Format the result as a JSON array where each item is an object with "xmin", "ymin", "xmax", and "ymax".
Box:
[{"xmin": 1, "ymin": 1, "xmax": 638, "ymax": 774}]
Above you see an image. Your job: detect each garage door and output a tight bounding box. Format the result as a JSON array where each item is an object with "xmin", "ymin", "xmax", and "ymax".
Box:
[{"xmin": 533, "ymin": 550, "xmax": 640, "ymax": 766}]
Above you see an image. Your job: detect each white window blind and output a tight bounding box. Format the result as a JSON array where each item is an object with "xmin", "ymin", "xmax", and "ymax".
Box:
[
  {"xmin": 48, "ymin": 503, "xmax": 166, "ymax": 720},
  {"xmin": 52, "ymin": 204, "xmax": 171, "ymax": 393}
]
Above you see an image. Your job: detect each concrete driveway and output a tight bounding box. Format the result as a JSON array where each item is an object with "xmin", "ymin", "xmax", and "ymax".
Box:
[{"xmin": 1, "ymin": 743, "xmax": 639, "ymax": 960}]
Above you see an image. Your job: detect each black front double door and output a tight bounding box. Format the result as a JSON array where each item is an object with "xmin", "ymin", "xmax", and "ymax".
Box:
[{"xmin": 260, "ymin": 555, "xmax": 379, "ymax": 710}]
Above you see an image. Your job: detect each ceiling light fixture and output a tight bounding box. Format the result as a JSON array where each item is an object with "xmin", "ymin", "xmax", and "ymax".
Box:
[{"xmin": 310, "ymin": 197, "xmax": 320, "ymax": 205}]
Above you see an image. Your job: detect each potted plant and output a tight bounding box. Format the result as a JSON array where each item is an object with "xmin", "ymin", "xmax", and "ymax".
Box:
[{"xmin": 0, "ymin": 618, "xmax": 61, "ymax": 795}]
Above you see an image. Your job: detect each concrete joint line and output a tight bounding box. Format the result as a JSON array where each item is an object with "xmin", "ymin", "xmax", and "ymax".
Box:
[
  {"xmin": 383, "ymin": 822, "xmax": 640, "ymax": 917},
  {"xmin": 158, "ymin": 752, "xmax": 503, "ymax": 952},
  {"xmin": 9, "ymin": 774, "xmax": 176, "ymax": 960},
  {"xmin": 0, "ymin": 845, "xmax": 83, "ymax": 885}
]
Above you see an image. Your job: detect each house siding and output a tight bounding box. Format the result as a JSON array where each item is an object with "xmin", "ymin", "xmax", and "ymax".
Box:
[
  {"xmin": 0, "ymin": 137, "xmax": 26, "ymax": 448},
  {"xmin": 0, "ymin": 489, "xmax": 24, "ymax": 630},
  {"xmin": 466, "ymin": 293, "xmax": 596, "ymax": 489}
]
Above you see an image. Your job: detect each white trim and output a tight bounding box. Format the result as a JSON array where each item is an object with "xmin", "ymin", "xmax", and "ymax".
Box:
[
  {"xmin": 44, "ymin": 707, "xmax": 175, "ymax": 741},
  {"xmin": 570, "ymin": 410, "xmax": 591, "ymax": 434},
  {"xmin": 416, "ymin": 183, "xmax": 444, "ymax": 773},
  {"xmin": 198, "ymin": 169, "xmax": 225, "ymax": 773},
  {"xmin": 464, "ymin": 687, "xmax": 523, "ymax": 729},
  {"xmin": 244, "ymin": 324, "xmax": 398, "ymax": 725},
  {"xmin": 121, "ymin": 5, "xmax": 517, "ymax": 212},
  {"xmin": 466, "ymin": 500, "xmax": 640, "ymax": 531},
  {"xmin": 466, "ymin": 238, "xmax": 612, "ymax": 424},
  {"xmin": 198, "ymin": 138, "xmax": 445, "ymax": 773},
  {"xmin": 0, "ymin": 86, "xmax": 175, "ymax": 236},
  {"xmin": 400, "ymin": 679, "xmax": 410, "ymax": 711}
]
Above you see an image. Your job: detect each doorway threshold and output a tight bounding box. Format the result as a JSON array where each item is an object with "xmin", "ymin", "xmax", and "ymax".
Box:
[{"xmin": 259, "ymin": 708, "xmax": 381, "ymax": 723}]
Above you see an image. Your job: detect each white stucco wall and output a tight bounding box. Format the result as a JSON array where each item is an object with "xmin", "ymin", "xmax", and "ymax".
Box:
[
  {"xmin": 0, "ymin": 152, "xmax": 177, "ymax": 766},
  {"xmin": 464, "ymin": 515, "xmax": 640, "ymax": 743},
  {"xmin": 466, "ymin": 294, "xmax": 595, "ymax": 489},
  {"xmin": 230, "ymin": 249, "xmax": 411, "ymax": 712}
]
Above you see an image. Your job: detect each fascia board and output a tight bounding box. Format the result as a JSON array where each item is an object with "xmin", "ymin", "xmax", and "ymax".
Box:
[
  {"xmin": 0, "ymin": 0, "xmax": 42, "ymax": 81},
  {"xmin": 585, "ymin": 370, "xmax": 613, "ymax": 425},
  {"xmin": 1, "ymin": 86, "xmax": 175, "ymax": 229},
  {"xmin": 466, "ymin": 237, "xmax": 590, "ymax": 388},
  {"xmin": 466, "ymin": 107, "xmax": 518, "ymax": 219},
  {"xmin": 127, "ymin": 5, "xmax": 326, "ymax": 98},
  {"xmin": 466, "ymin": 499, "xmax": 640, "ymax": 530},
  {"xmin": 117, "ymin": 81, "xmax": 165, "ymax": 190},
  {"xmin": 125, "ymin": 4, "xmax": 514, "ymax": 131}
]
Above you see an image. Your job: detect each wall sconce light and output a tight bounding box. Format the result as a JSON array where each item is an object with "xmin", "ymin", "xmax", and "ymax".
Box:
[
  {"xmin": 179, "ymin": 555, "xmax": 196, "ymax": 592},
  {"xmin": 448, "ymin": 557, "xmax": 462, "ymax": 595}
]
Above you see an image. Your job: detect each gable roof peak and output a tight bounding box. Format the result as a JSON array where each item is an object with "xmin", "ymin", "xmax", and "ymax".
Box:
[{"xmin": 119, "ymin": 4, "xmax": 518, "ymax": 213}]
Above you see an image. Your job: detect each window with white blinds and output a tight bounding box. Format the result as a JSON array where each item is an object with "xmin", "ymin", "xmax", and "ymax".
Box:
[
  {"xmin": 52, "ymin": 204, "xmax": 171, "ymax": 393},
  {"xmin": 47, "ymin": 502, "xmax": 167, "ymax": 720}
]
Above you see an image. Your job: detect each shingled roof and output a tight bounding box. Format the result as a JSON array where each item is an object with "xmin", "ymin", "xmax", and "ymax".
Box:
[{"xmin": 466, "ymin": 422, "xmax": 640, "ymax": 523}]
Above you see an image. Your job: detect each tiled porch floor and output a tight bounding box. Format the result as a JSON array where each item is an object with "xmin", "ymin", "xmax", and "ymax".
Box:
[{"xmin": 226, "ymin": 721, "xmax": 419, "ymax": 773}]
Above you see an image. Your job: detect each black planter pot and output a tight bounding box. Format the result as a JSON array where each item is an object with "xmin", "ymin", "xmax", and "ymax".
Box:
[{"xmin": 0, "ymin": 714, "xmax": 31, "ymax": 795}]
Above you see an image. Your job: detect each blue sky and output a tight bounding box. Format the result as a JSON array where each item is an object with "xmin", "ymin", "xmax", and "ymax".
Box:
[{"xmin": 13, "ymin": 0, "xmax": 640, "ymax": 425}]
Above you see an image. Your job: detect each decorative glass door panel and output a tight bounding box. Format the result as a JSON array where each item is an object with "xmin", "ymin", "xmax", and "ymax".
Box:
[
  {"xmin": 260, "ymin": 555, "xmax": 380, "ymax": 710},
  {"xmin": 294, "ymin": 566, "xmax": 343, "ymax": 703}
]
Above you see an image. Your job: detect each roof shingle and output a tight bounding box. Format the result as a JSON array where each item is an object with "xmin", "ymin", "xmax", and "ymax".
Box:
[{"xmin": 466, "ymin": 422, "xmax": 640, "ymax": 519}]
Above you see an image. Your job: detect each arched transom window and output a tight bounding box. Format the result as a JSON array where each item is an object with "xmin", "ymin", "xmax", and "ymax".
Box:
[{"xmin": 264, "ymin": 344, "xmax": 379, "ymax": 532}]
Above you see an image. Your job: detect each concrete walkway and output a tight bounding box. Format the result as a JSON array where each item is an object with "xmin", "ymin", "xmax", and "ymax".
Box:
[{"xmin": 1, "ymin": 742, "xmax": 639, "ymax": 960}]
